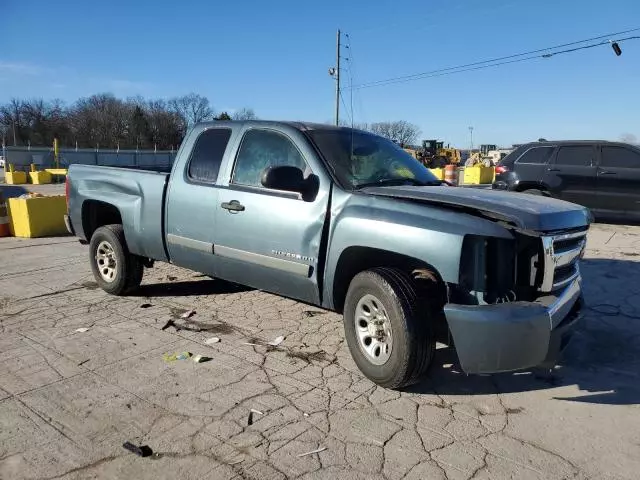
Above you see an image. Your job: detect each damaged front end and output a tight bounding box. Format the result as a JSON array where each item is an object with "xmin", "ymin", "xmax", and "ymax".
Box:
[{"xmin": 445, "ymin": 227, "xmax": 587, "ymax": 374}]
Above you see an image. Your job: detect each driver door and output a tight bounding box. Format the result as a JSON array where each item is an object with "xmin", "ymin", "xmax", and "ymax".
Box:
[{"xmin": 213, "ymin": 127, "xmax": 329, "ymax": 304}]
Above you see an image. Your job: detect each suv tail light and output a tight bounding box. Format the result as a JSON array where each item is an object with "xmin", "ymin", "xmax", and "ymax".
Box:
[
  {"xmin": 495, "ymin": 165, "xmax": 509, "ymax": 174},
  {"xmin": 65, "ymin": 177, "xmax": 71, "ymax": 210}
]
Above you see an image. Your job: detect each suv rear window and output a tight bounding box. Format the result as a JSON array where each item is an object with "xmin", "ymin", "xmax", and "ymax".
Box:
[
  {"xmin": 555, "ymin": 146, "xmax": 593, "ymax": 166},
  {"xmin": 515, "ymin": 146, "xmax": 554, "ymax": 164}
]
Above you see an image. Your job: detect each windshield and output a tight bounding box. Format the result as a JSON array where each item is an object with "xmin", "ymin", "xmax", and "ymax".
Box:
[{"xmin": 307, "ymin": 128, "xmax": 440, "ymax": 189}]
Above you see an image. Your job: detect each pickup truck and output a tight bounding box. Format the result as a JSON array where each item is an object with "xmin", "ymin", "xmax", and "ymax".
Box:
[{"xmin": 65, "ymin": 121, "xmax": 590, "ymax": 389}]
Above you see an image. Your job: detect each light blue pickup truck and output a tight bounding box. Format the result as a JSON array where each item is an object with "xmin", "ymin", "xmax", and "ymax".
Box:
[{"xmin": 65, "ymin": 121, "xmax": 590, "ymax": 388}]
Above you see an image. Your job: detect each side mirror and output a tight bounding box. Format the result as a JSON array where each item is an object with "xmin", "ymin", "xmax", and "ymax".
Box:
[
  {"xmin": 261, "ymin": 165, "xmax": 304, "ymax": 192},
  {"xmin": 261, "ymin": 165, "xmax": 319, "ymax": 201}
]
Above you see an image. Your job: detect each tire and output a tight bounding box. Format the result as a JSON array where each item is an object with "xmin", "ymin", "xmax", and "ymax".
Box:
[
  {"xmin": 343, "ymin": 267, "xmax": 435, "ymax": 389},
  {"xmin": 89, "ymin": 224, "xmax": 144, "ymax": 296}
]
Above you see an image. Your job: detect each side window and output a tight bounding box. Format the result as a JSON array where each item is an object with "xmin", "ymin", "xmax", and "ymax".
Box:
[
  {"xmin": 602, "ymin": 146, "xmax": 640, "ymax": 169},
  {"xmin": 232, "ymin": 129, "xmax": 307, "ymax": 187},
  {"xmin": 515, "ymin": 147, "xmax": 554, "ymax": 164},
  {"xmin": 187, "ymin": 128, "xmax": 232, "ymax": 183},
  {"xmin": 555, "ymin": 146, "xmax": 593, "ymax": 166}
]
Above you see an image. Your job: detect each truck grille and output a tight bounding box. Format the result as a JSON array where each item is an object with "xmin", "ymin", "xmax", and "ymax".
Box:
[{"xmin": 540, "ymin": 230, "xmax": 587, "ymax": 292}]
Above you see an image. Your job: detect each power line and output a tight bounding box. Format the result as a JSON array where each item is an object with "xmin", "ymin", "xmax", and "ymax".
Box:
[
  {"xmin": 339, "ymin": 90, "xmax": 352, "ymax": 125},
  {"xmin": 350, "ymin": 28, "xmax": 640, "ymax": 90}
]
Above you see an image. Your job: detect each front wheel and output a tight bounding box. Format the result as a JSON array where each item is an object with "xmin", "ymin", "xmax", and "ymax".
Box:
[
  {"xmin": 343, "ymin": 267, "xmax": 435, "ymax": 389},
  {"xmin": 89, "ymin": 224, "xmax": 143, "ymax": 296}
]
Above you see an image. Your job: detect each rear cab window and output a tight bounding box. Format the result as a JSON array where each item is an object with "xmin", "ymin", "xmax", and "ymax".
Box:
[{"xmin": 187, "ymin": 128, "xmax": 232, "ymax": 183}]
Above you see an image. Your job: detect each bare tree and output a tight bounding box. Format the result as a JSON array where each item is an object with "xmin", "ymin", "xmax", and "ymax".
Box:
[
  {"xmin": 0, "ymin": 99, "xmax": 25, "ymax": 145},
  {"xmin": 370, "ymin": 120, "xmax": 421, "ymax": 146},
  {"xmin": 0, "ymin": 93, "xmax": 256, "ymax": 149},
  {"xmin": 232, "ymin": 107, "xmax": 257, "ymax": 121},
  {"xmin": 168, "ymin": 93, "xmax": 214, "ymax": 128},
  {"xmin": 620, "ymin": 133, "xmax": 638, "ymax": 144}
]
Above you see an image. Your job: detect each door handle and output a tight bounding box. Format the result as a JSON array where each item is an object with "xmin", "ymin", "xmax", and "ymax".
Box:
[
  {"xmin": 599, "ymin": 170, "xmax": 616, "ymax": 175},
  {"xmin": 221, "ymin": 200, "xmax": 245, "ymax": 212},
  {"xmin": 547, "ymin": 168, "xmax": 561, "ymax": 172}
]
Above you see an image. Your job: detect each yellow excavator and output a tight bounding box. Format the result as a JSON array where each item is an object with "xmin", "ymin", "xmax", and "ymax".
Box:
[{"xmin": 412, "ymin": 140, "xmax": 461, "ymax": 168}]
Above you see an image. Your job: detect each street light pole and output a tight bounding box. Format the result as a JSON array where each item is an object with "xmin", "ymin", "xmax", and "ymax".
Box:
[
  {"xmin": 468, "ymin": 126, "xmax": 474, "ymax": 151},
  {"xmin": 335, "ymin": 29, "xmax": 341, "ymax": 126}
]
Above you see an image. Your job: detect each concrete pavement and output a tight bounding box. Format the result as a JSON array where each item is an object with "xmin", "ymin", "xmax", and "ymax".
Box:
[{"xmin": 1, "ymin": 224, "xmax": 639, "ymax": 479}]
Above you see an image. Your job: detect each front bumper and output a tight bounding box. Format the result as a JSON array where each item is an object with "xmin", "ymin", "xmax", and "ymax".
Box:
[{"xmin": 444, "ymin": 278, "xmax": 583, "ymax": 374}]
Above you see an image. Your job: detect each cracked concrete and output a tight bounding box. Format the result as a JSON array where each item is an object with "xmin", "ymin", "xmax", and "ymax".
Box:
[{"xmin": 1, "ymin": 223, "xmax": 640, "ymax": 479}]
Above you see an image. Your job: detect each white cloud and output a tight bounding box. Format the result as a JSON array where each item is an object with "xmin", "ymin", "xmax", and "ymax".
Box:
[{"xmin": 0, "ymin": 61, "xmax": 44, "ymax": 75}]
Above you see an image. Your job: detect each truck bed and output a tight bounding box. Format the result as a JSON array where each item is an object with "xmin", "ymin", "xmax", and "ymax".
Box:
[{"xmin": 67, "ymin": 164, "xmax": 170, "ymax": 262}]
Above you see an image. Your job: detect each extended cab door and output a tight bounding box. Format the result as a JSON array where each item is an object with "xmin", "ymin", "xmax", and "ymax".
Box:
[
  {"xmin": 596, "ymin": 144, "xmax": 640, "ymax": 216},
  {"xmin": 543, "ymin": 144, "xmax": 597, "ymax": 208},
  {"xmin": 213, "ymin": 127, "xmax": 330, "ymax": 304},
  {"xmin": 165, "ymin": 126, "xmax": 238, "ymax": 275}
]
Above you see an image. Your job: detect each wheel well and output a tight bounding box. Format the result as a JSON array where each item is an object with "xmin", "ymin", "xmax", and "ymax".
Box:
[
  {"xmin": 332, "ymin": 247, "xmax": 446, "ymax": 314},
  {"xmin": 82, "ymin": 200, "xmax": 122, "ymax": 240}
]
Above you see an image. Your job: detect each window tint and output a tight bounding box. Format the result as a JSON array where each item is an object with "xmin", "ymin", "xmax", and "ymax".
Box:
[
  {"xmin": 515, "ymin": 146, "xmax": 554, "ymax": 164},
  {"xmin": 232, "ymin": 129, "xmax": 307, "ymax": 187},
  {"xmin": 555, "ymin": 146, "xmax": 593, "ymax": 166},
  {"xmin": 602, "ymin": 146, "xmax": 640, "ymax": 169},
  {"xmin": 188, "ymin": 128, "xmax": 232, "ymax": 183}
]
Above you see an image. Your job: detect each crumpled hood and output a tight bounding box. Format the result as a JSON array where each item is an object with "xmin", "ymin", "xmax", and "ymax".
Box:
[{"xmin": 360, "ymin": 186, "xmax": 591, "ymax": 232}]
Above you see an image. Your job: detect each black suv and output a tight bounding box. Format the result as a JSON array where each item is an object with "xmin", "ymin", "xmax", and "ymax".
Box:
[{"xmin": 492, "ymin": 140, "xmax": 640, "ymax": 219}]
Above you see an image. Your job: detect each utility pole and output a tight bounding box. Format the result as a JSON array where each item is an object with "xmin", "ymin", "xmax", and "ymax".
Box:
[
  {"xmin": 468, "ymin": 126, "xmax": 474, "ymax": 151},
  {"xmin": 335, "ymin": 29, "xmax": 341, "ymax": 126}
]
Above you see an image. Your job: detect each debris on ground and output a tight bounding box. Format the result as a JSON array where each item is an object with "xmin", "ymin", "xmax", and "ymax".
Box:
[
  {"xmin": 205, "ymin": 337, "xmax": 221, "ymax": 344},
  {"xmin": 297, "ymin": 447, "xmax": 326, "ymax": 457},
  {"xmin": 122, "ymin": 441, "xmax": 153, "ymax": 457},
  {"xmin": 303, "ymin": 412, "xmax": 309, "ymax": 417},
  {"xmin": 192, "ymin": 354, "xmax": 211, "ymax": 363},
  {"xmin": 163, "ymin": 352, "xmax": 192, "ymax": 362},
  {"xmin": 75, "ymin": 327, "xmax": 90, "ymax": 333},
  {"xmin": 302, "ymin": 310, "xmax": 325, "ymax": 318},
  {"xmin": 268, "ymin": 335, "xmax": 285, "ymax": 347},
  {"xmin": 78, "ymin": 359, "xmax": 90, "ymax": 366},
  {"xmin": 167, "ymin": 276, "xmax": 177, "ymax": 281},
  {"xmin": 140, "ymin": 303, "xmax": 153, "ymax": 309},
  {"xmin": 247, "ymin": 408, "xmax": 263, "ymax": 426},
  {"xmin": 161, "ymin": 320, "xmax": 176, "ymax": 331},
  {"xmin": 242, "ymin": 342, "xmax": 260, "ymax": 346},
  {"xmin": 181, "ymin": 310, "xmax": 196, "ymax": 319}
]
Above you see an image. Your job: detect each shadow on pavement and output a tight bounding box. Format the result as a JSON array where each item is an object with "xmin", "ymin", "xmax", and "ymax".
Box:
[
  {"xmin": 135, "ymin": 278, "xmax": 253, "ymax": 297},
  {"xmin": 407, "ymin": 257, "xmax": 640, "ymax": 405}
]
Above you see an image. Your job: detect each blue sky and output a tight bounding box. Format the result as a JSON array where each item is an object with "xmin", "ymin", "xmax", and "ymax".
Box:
[{"xmin": 1, "ymin": 0, "xmax": 639, "ymax": 147}]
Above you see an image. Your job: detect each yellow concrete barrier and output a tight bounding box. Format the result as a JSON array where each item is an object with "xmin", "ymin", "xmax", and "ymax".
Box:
[
  {"xmin": 7, "ymin": 195, "xmax": 68, "ymax": 238},
  {"xmin": 5, "ymin": 165, "xmax": 27, "ymax": 185},
  {"xmin": 29, "ymin": 171, "xmax": 53, "ymax": 184},
  {"xmin": 463, "ymin": 166, "xmax": 495, "ymax": 184},
  {"xmin": 429, "ymin": 168, "xmax": 444, "ymax": 180},
  {"xmin": 44, "ymin": 168, "xmax": 68, "ymax": 176}
]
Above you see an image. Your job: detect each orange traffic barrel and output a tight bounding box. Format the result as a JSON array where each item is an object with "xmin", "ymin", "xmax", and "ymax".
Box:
[
  {"xmin": 444, "ymin": 164, "xmax": 458, "ymax": 185},
  {"xmin": 0, "ymin": 192, "xmax": 10, "ymax": 237}
]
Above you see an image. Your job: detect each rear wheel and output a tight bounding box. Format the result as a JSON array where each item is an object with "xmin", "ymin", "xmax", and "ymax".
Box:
[
  {"xmin": 343, "ymin": 267, "xmax": 435, "ymax": 389},
  {"xmin": 89, "ymin": 224, "xmax": 143, "ymax": 295}
]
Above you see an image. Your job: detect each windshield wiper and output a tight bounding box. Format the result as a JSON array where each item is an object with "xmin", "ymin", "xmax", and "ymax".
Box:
[{"xmin": 354, "ymin": 178, "xmax": 441, "ymax": 189}]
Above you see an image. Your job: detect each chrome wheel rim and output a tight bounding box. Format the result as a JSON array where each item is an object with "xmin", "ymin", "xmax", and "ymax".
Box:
[
  {"xmin": 96, "ymin": 241, "xmax": 117, "ymax": 283},
  {"xmin": 354, "ymin": 294, "xmax": 393, "ymax": 365}
]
